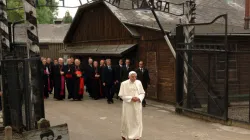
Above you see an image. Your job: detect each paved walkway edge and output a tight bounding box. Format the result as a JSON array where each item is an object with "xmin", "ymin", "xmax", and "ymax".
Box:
[{"xmin": 147, "ymin": 100, "xmax": 250, "ymax": 130}]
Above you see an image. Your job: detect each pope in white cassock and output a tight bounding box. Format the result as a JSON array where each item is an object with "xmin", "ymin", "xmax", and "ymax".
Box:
[{"xmin": 119, "ymin": 71, "xmax": 145, "ymax": 140}]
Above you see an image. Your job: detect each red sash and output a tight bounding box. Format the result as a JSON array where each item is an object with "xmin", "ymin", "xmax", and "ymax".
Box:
[
  {"xmin": 75, "ymin": 69, "xmax": 84, "ymax": 95},
  {"xmin": 79, "ymin": 77, "xmax": 84, "ymax": 95},
  {"xmin": 65, "ymin": 74, "xmax": 73, "ymax": 78}
]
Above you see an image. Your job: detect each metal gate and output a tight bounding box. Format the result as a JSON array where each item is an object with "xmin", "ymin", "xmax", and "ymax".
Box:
[
  {"xmin": 175, "ymin": 14, "xmax": 229, "ymax": 120},
  {"xmin": 2, "ymin": 57, "xmax": 45, "ymax": 131}
]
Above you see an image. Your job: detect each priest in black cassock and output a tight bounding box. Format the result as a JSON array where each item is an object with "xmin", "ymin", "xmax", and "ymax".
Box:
[
  {"xmin": 65, "ymin": 58, "xmax": 75, "ymax": 99},
  {"xmin": 85, "ymin": 58, "xmax": 94, "ymax": 98},
  {"xmin": 46, "ymin": 58, "xmax": 54, "ymax": 94},
  {"xmin": 53, "ymin": 58, "xmax": 66, "ymax": 100},
  {"xmin": 42, "ymin": 59, "xmax": 51, "ymax": 99},
  {"xmin": 73, "ymin": 59, "xmax": 84, "ymax": 101},
  {"xmin": 91, "ymin": 61, "xmax": 102, "ymax": 100},
  {"xmin": 99, "ymin": 59, "xmax": 106, "ymax": 98}
]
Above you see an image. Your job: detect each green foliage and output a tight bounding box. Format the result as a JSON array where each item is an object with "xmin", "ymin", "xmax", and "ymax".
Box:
[
  {"xmin": 62, "ymin": 11, "xmax": 73, "ymax": 23},
  {"xmin": 6, "ymin": 0, "xmax": 24, "ymax": 22},
  {"xmin": 7, "ymin": 0, "xmax": 58, "ymax": 24}
]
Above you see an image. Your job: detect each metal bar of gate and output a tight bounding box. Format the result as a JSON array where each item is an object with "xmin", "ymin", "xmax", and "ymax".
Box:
[
  {"xmin": 175, "ymin": 106, "xmax": 226, "ymax": 120},
  {"xmin": 207, "ymin": 54, "xmax": 211, "ymax": 113},
  {"xmin": 224, "ymin": 14, "xmax": 228, "ymax": 120},
  {"xmin": 179, "ymin": 52, "xmax": 223, "ymax": 113}
]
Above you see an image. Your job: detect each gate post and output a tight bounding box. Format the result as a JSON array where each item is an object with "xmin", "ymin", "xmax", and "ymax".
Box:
[
  {"xmin": 37, "ymin": 118, "xmax": 50, "ymax": 130},
  {"xmin": 184, "ymin": 0, "xmax": 196, "ymax": 108},
  {"xmin": 175, "ymin": 25, "xmax": 184, "ymax": 113},
  {"xmin": 0, "ymin": 0, "xmax": 10, "ymax": 127},
  {"xmin": 176, "ymin": 52, "xmax": 184, "ymax": 113},
  {"xmin": 22, "ymin": 0, "xmax": 40, "ymax": 57},
  {"xmin": 4, "ymin": 126, "xmax": 12, "ymax": 140},
  {"xmin": 224, "ymin": 14, "xmax": 229, "ymax": 120}
]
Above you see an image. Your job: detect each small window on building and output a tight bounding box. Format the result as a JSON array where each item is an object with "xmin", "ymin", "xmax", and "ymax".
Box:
[{"xmin": 215, "ymin": 44, "xmax": 238, "ymax": 82}]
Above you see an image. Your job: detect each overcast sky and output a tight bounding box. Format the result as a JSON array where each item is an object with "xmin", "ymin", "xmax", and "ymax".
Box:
[{"xmin": 56, "ymin": 0, "xmax": 89, "ymax": 18}]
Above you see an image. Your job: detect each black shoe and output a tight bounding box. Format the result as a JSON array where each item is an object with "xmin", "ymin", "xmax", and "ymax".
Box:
[
  {"xmin": 142, "ymin": 103, "xmax": 146, "ymax": 107},
  {"xmin": 107, "ymin": 101, "xmax": 111, "ymax": 104},
  {"xmin": 111, "ymin": 99, "xmax": 114, "ymax": 104}
]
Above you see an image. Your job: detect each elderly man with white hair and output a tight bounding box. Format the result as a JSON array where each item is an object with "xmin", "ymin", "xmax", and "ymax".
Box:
[{"xmin": 119, "ymin": 71, "xmax": 145, "ymax": 140}]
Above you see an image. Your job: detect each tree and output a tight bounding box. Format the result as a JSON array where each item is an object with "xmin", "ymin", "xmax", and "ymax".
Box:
[
  {"xmin": 7, "ymin": 0, "xmax": 58, "ymax": 24},
  {"xmin": 62, "ymin": 11, "xmax": 73, "ymax": 24}
]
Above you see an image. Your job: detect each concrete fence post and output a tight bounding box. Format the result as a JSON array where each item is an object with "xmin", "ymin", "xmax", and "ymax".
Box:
[
  {"xmin": 4, "ymin": 126, "xmax": 12, "ymax": 140},
  {"xmin": 37, "ymin": 118, "xmax": 50, "ymax": 130}
]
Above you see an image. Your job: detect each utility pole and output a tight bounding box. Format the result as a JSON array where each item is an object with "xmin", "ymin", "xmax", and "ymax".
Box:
[
  {"xmin": 0, "ymin": 0, "xmax": 10, "ymax": 126},
  {"xmin": 184, "ymin": 0, "xmax": 196, "ymax": 108}
]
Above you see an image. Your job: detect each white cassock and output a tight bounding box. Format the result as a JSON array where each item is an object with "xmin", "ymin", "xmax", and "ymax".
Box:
[{"xmin": 119, "ymin": 79, "xmax": 145, "ymax": 139}]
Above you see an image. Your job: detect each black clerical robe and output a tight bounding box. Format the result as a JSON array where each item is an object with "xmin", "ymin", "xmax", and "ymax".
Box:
[
  {"xmin": 65, "ymin": 64, "xmax": 75, "ymax": 99},
  {"xmin": 91, "ymin": 67, "xmax": 102, "ymax": 100},
  {"xmin": 47, "ymin": 62, "xmax": 54, "ymax": 94},
  {"xmin": 53, "ymin": 64, "xmax": 66, "ymax": 100},
  {"xmin": 43, "ymin": 64, "xmax": 51, "ymax": 98}
]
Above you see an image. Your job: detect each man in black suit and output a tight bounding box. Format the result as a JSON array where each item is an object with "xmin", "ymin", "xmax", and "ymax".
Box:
[
  {"xmin": 85, "ymin": 58, "xmax": 94, "ymax": 98},
  {"xmin": 46, "ymin": 58, "xmax": 54, "ymax": 94},
  {"xmin": 114, "ymin": 59, "xmax": 123, "ymax": 99},
  {"xmin": 102, "ymin": 59, "xmax": 115, "ymax": 104},
  {"xmin": 135, "ymin": 61, "xmax": 150, "ymax": 107},
  {"xmin": 99, "ymin": 59, "xmax": 106, "ymax": 98},
  {"xmin": 121, "ymin": 59, "xmax": 133, "ymax": 82}
]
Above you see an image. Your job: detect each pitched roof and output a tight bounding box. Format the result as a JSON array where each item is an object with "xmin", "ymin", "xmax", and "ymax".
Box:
[
  {"xmin": 104, "ymin": 0, "xmax": 249, "ymax": 35},
  {"xmin": 59, "ymin": 44, "xmax": 137, "ymax": 57},
  {"xmin": 64, "ymin": 0, "xmax": 250, "ymax": 43},
  {"xmin": 14, "ymin": 24, "xmax": 70, "ymax": 44},
  {"xmin": 63, "ymin": 1, "xmax": 140, "ymax": 43}
]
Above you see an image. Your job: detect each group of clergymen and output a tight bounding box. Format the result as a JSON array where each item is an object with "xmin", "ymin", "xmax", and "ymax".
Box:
[{"xmin": 41, "ymin": 56, "xmax": 150, "ymax": 106}]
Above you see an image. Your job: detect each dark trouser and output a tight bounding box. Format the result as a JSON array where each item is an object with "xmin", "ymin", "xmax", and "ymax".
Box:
[
  {"xmin": 100, "ymin": 85, "xmax": 105, "ymax": 98},
  {"xmin": 142, "ymin": 87, "xmax": 147, "ymax": 106},
  {"xmin": 44, "ymin": 78, "xmax": 49, "ymax": 98},
  {"xmin": 114, "ymin": 82, "xmax": 121, "ymax": 98},
  {"xmin": 86, "ymin": 78, "xmax": 92, "ymax": 97},
  {"xmin": 104, "ymin": 84, "xmax": 114, "ymax": 101},
  {"xmin": 66, "ymin": 78, "xmax": 74, "ymax": 99},
  {"xmin": 91, "ymin": 78, "xmax": 101, "ymax": 99},
  {"xmin": 142, "ymin": 98, "xmax": 146, "ymax": 105},
  {"xmin": 49, "ymin": 76, "xmax": 53, "ymax": 94},
  {"xmin": 0, "ymin": 96, "xmax": 2, "ymax": 111}
]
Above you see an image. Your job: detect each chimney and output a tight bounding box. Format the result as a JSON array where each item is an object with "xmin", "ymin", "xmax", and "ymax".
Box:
[{"xmin": 244, "ymin": 0, "xmax": 250, "ymax": 29}]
